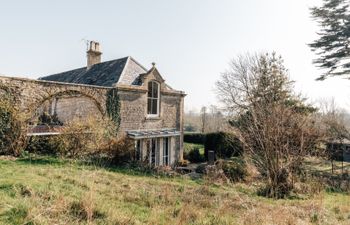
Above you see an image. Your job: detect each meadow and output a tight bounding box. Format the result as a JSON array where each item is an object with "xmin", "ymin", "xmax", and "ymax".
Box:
[{"xmin": 0, "ymin": 156, "xmax": 349, "ymax": 225}]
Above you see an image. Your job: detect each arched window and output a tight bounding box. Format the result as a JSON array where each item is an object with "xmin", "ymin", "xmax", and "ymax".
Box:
[{"xmin": 147, "ymin": 81, "xmax": 160, "ymax": 115}]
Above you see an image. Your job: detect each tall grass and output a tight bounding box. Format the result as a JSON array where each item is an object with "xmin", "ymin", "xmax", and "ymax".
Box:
[{"xmin": 0, "ymin": 156, "xmax": 349, "ymax": 224}]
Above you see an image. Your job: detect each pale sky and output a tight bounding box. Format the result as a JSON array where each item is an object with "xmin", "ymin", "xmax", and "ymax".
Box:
[{"xmin": 1, "ymin": 0, "xmax": 349, "ymax": 112}]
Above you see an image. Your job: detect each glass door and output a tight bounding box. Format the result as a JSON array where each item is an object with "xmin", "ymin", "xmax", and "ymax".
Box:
[
  {"xmin": 163, "ymin": 137, "xmax": 170, "ymax": 166},
  {"xmin": 147, "ymin": 138, "xmax": 157, "ymax": 166}
]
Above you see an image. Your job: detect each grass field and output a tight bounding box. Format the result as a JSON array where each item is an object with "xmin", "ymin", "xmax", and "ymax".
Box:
[
  {"xmin": 184, "ymin": 142, "xmax": 205, "ymax": 155},
  {"xmin": 0, "ymin": 156, "xmax": 349, "ymax": 225}
]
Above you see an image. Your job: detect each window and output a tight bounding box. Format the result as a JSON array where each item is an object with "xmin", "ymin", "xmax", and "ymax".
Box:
[
  {"xmin": 147, "ymin": 81, "xmax": 159, "ymax": 115},
  {"xmin": 163, "ymin": 137, "xmax": 170, "ymax": 166}
]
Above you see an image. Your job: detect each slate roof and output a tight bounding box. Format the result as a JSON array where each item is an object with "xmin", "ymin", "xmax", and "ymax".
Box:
[{"xmin": 39, "ymin": 56, "xmax": 147, "ymax": 87}]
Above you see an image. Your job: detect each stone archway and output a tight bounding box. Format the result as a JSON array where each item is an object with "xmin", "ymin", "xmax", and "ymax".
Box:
[
  {"xmin": 0, "ymin": 76, "xmax": 110, "ymax": 135},
  {"xmin": 30, "ymin": 90, "xmax": 105, "ymax": 126}
]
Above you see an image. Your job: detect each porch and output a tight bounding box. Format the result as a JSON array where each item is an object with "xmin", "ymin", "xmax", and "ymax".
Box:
[{"xmin": 127, "ymin": 128, "xmax": 181, "ymax": 166}]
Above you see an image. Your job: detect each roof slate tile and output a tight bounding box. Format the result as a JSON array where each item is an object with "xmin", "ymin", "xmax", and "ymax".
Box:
[{"xmin": 39, "ymin": 57, "xmax": 144, "ymax": 87}]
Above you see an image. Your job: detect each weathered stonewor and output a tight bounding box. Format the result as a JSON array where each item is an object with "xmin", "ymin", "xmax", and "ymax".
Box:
[
  {"xmin": 0, "ymin": 58, "xmax": 185, "ymax": 165},
  {"xmin": 0, "ymin": 75, "xmax": 109, "ymax": 123},
  {"xmin": 0, "ymin": 75, "xmax": 184, "ymax": 140}
]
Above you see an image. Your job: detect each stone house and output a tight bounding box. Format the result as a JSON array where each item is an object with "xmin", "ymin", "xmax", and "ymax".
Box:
[{"xmin": 0, "ymin": 41, "xmax": 185, "ymax": 166}]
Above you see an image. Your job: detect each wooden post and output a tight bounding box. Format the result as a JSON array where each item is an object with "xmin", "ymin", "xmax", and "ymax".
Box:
[{"xmin": 208, "ymin": 150, "xmax": 215, "ymax": 165}]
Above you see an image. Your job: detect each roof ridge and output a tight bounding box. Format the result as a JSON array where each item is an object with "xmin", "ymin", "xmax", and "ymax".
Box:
[
  {"xmin": 128, "ymin": 56, "xmax": 148, "ymax": 72},
  {"xmin": 116, "ymin": 56, "xmax": 131, "ymax": 86}
]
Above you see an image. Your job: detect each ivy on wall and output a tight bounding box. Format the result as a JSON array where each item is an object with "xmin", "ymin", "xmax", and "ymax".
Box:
[
  {"xmin": 0, "ymin": 99, "xmax": 12, "ymax": 151},
  {"xmin": 106, "ymin": 88, "xmax": 121, "ymax": 134},
  {"xmin": 0, "ymin": 87, "xmax": 13, "ymax": 151}
]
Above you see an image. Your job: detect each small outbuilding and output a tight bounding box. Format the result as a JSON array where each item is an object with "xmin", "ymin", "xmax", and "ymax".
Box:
[{"xmin": 326, "ymin": 138, "xmax": 350, "ymax": 162}]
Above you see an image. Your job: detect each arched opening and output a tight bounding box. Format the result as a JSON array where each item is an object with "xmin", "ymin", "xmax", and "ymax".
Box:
[{"xmin": 28, "ymin": 91, "xmax": 104, "ymax": 135}]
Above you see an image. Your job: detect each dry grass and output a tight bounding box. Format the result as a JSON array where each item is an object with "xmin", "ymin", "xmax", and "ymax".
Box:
[
  {"xmin": 304, "ymin": 157, "xmax": 350, "ymax": 174},
  {"xmin": 0, "ymin": 156, "xmax": 349, "ymax": 225}
]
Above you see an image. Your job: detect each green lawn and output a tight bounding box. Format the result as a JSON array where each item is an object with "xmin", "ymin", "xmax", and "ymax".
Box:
[
  {"xmin": 184, "ymin": 142, "xmax": 205, "ymax": 155},
  {"xmin": 0, "ymin": 156, "xmax": 349, "ymax": 225}
]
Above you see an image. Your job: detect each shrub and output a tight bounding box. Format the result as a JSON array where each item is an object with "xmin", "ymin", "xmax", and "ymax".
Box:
[
  {"xmin": 204, "ymin": 132, "xmax": 242, "ymax": 160},
  {"xmin": 26, "ymin": 115, "xmax": 132, "ymax": 163},
  {"xmin": 204, "ymin": 165, "xmax": 230, "ymax": 184},
  {"xmin": 0, "ymin": 92, "xmax": 26, "ymax": 156},
  {"xmin": 26, "ymin": 136, "xmax": 62, "ymax": 155},
  {"xmin": 257, "ymin": 170, "xmax": 293, "ymax": 199},
  {"xmin": 216, "ymin": 158, "xmax": 248, "ymax": 182},
  {"xmin": 58, "ymin": 129, "xmax": 94, "ymax": 158},
  {"xmin": 55, "ymin": 116, "xmax": 117, "ymax": 158},
  {"xmin": 195, "ymin": 164, "xmax": 206, "ymax": 174},
  {"xmin": 176, "ymin": 159, "xmax": 190, "ymax": 167},
  {"xmin": 185, "ymin": 147, "xmax": 204, "ymax": 163},
  {"xmin": 215, "ymin": 53, "xmax": 322, "ymax": 198},
  {"xmin": 100, "ymin": 136, "xmax": 135, "ymax": 165},
  {"xmin": 184, "ymin": 133, "xmax": 205, "ymax": 144},
  {"xmin": 256, "ymin": 166, "xmax": 294, "ymax": 199}
]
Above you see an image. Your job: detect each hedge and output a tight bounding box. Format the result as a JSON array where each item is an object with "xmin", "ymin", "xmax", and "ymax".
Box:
[
  {"xmin": 204, "ymin": 132, "xmax": 243, "ymax": 159},
  {"xmin": 185, "ymin": 132, "xmax": 243, "ymax": 160},
  {"xmin": 184, "ymin": 133, "xmax": 206, "ymax": 144},
  {"xmin": 184, "ymin": 147, "xmax": 205, "ymax": 163},
  {"xmin": 26, "ymin": 136, "xmax": 62, "ymax": 155}
]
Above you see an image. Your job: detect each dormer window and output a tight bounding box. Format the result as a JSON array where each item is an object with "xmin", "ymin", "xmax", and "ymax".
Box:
[{"xmin": 147, "ymin": 81, "xmax": 160, "ymax": 115}]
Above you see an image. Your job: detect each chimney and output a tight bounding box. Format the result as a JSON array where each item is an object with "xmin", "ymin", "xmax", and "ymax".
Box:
[{"xmin": 87, "ymin": 41, "xmax": 102, "ymax": 68}]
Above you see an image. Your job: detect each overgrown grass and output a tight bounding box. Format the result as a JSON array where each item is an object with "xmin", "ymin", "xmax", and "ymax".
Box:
[
  {"xmin": 0, "ymin": 156, "xmax": 349, "ymax": 224},
  {"xmin": 304, "ymin": 157, "xmax": 350, "ymax": 174}
]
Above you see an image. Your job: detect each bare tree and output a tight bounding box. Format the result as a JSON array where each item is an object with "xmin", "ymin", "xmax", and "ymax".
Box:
[
  {"xmin": 207, "ymin": 105, "xmax": 225, "ymax": 132},
  {"xmin": 317, "ymin": 98, "xmax": 349, "ymax": 173},
  {"xmin": 216, "ymin": 53, "xmax": 321, "ymax": 198},
  {"xmin": 184, "ymin": 110, "xmax": 201, "ymax": 132},
  {"xmin": 185, "ymin": 105, "xmax": 230, "ymax": 133},
  {"xmin": 200, "ymin": 106, "xmax": 207, "ymax": 133}
]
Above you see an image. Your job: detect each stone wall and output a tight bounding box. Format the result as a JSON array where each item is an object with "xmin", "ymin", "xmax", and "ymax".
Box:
[
  {"xmin": 117, "ymin": 86, "xmax": 185, "ymax": 162},
  {"xmin": 0, "ymin": 76, "xmax": 108, "ymax": 122},
  {"xmin": 0, "ymin": 76, "xmax": 184, "ymax": 131},
  {"xmin": 37, "ymin": 95, "xmax": 103, "ymax": 124},
  {"xmin": 118, "ymin": 90, "xmax": 182, "ymax": 131}
]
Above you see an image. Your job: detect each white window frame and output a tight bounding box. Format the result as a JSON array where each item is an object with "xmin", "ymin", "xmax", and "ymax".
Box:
[{"xmin": 147, "ymin": 81, "xmax": 160, "ymax": 116}]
